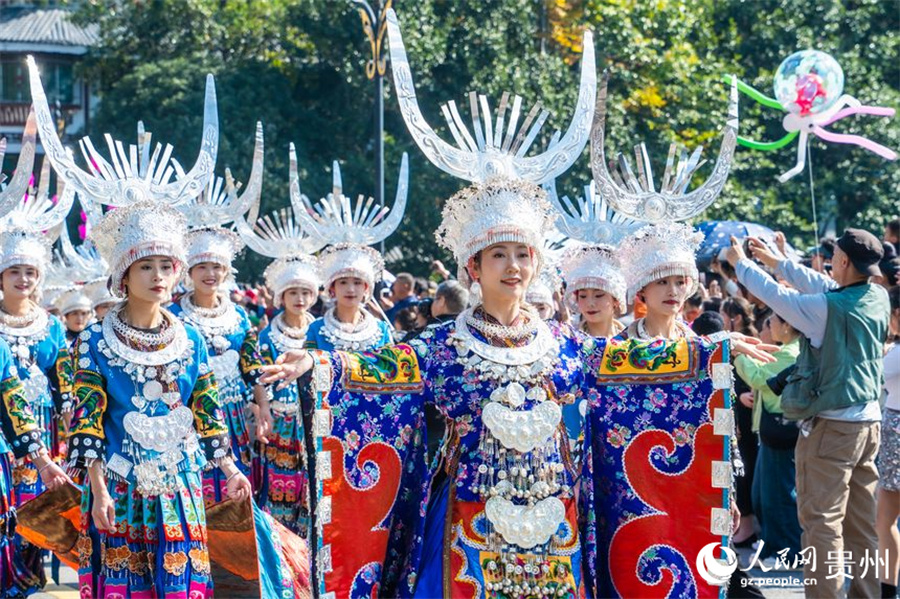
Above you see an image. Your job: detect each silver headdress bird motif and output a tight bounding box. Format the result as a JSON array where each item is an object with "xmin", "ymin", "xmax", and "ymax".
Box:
[
  {"xmin": 27, "ymin": 55, "xmax": 218, "ymax": 207},
  {"xmin": 0, "ymin": 108, "xmax": 38, "ymax": 220},
  {"xmin": 590, "ymin": 71, "xmax": 739, "ymax": 223},
  {"xmin": 386, "ymin": 9, "xmax": 595, "ymax": 185},
  {"xmin": 290, "ymin": 146, "xmax": 409, "ymax": 247},
  {"xmin": 181, "ymin": 121, "xmax": 264, "ymax": 228},
  {"xmin": 543, "ymin": 176, "xmax": 642, "ymax": 246}
]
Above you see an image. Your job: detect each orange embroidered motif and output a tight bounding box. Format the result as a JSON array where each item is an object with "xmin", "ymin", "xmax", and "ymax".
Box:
[
  {"xmin": 76, "ymin": 535, "xmax": 93, "ymax": 567},
  {"xmin": 128, "ymin": 550, "xmax": 149, "ymax": 576},
  {"xmin": 189, "ymin": 547, "xmax": 210, "ymax": 574},
  {"xmin": 163, "ymin": 551, "xmax": 189, "ymax": 576},
  {"xmin": 104, "ymin": 545, "xmax": 131, "ymax": 571}
]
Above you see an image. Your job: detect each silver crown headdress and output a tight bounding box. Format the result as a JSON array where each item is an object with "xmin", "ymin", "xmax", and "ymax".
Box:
[
  {"xmin": 83, "ymin": 276, "xmax": 117, "ymax": 310},
  {"xmin": 263, "ymin": 253, "xmax": 321, "ymax": 308},
  {"xmin": 617, "ymin": 222, "xmax": 704, "ymax": 301},
  {"xmin": 558, "ymin": 244, "xmax": 627, "ymax": 315},
  {"xmin": 0, "ymin": 108, "xmax": 38, "ymax": 220},
  {"xmin": 0, "ymin": 156, "xmax": 75, "ymax": 283},
  {"xmin": 525, "ymin": 265, "xmax": 561, "ymax": 308},
  {"xmin": 27, "ymin": 56, "xmax": 218, "ymax": 207},
  {"xmin": 590, "ymin": 72, "xmax": 738, "ymax": 223},
  {"xmin": 387, "ymin": 8, "xmax": 594, "ymax": 285},
  {"xmin": 90, "ymin": 201, "xmax": 188, "ymax": 298},
  {"xmin": 55, "ymin": 284, "xmax": 93, "ymax": 316},
  {"xmin": 52, "ymin": 197, "xmax": 109, "ymax": 284}
]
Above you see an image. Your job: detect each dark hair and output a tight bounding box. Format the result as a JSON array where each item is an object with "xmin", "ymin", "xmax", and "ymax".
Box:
[
  {"xmin": 414, "ymin": 277, "xmax": 430, "ymax": 296},
  {"xmin": 769, "ymin": 311, "xmax": 798, "ymax": 335},
  {"xmin": 889, "ymin": 285, "xmax": 900, "ymax": 312},
  {"xmin": 721, "ymin": 297, "xmax": 758, "ymax": 336},
  {"xmin": 685, "ymin": 292, "xmax": 704, "ymax": 309},
  {"xmin": 702, "ymin": 298, "xmax": 722, "ymax": 313},
  {"xmin": 888, "ymin": 217, "xmax": 900, "ymax": 237},
  {"xmin": 435, "ymin": 280, "xmax": 468, "ymax": 315},
  {"xmin": 393, "ymin": 306, "xmax": 419, "ymax": 331},
  {"xmin": 692, "ymin": 311, "xmax": 725, "ymax": 336}
]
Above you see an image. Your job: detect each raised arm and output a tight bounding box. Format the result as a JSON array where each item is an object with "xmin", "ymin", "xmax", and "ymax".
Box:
[{"xmin": 735, "ymin": 258, "xmax": 827, "ymax": 347}]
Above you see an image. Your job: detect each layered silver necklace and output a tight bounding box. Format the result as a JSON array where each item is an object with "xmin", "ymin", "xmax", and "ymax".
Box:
[
  {"xmin": 269, "ymin": 312, "xmax": 310, "ymax": 353},
  {"xmin": 321, "ymin": 306, "xmax": 382, "ymax": 351},
  {"xmin": 179, "ymin": 292, "xmax": 241, "ymax": 354},
  {"xmin": 0, "ymin": 303, "xmax": 50, "ymax": 366}
]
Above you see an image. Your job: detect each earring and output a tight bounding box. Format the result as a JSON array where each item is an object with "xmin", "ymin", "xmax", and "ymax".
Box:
[{"xmin": 470, "ymin": 281, "xmax": 482, "ymax": 301}]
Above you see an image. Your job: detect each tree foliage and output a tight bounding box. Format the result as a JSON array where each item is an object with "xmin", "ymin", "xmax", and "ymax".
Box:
[{"xmin": 68, "ymin": 0, "xmax": 899, "ymax": 277}]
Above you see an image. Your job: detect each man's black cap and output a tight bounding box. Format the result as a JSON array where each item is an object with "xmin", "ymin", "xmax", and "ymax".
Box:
[{"xmin": 836, "ymin": 228, "xmax": 883, "ymax": 277}]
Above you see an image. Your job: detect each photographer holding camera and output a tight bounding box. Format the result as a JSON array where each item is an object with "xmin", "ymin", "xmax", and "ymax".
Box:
[{"xmin": 725, "ymin": 228, "xmax": 890, "ymax": 599}]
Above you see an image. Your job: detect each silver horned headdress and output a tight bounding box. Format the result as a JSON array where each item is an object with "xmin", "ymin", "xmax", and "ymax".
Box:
[
  {"xmin": 0, "ymin": 108, "xmax": 38, "ymax": 220},
  {"xmin": 387, "ymin": 8, "xmax": 595, "ymax": 184},
  {"xmin": 0, "ymin": 156, "xmax": 75, "ymax": 282},
  {"xmin": 27, "ymin": 55, "xmax": 218, "ymax": 207},
  {"xmin": 387, "ymin": 8, "xmax": 594, "ymax": 285},
  {"xmin": 291, "ymin": 147, "xmax": 408, "ymax": 247},
  {"xmin": 544, "ymin": 176, "xmax": 642, "ymax": 246},
  {"xmin": 181, "ymin": 121, "xmax": 263, "ymax": 229},
  {"xmin": 590, "ymin": 71, "xmax": 738, "ymax": 223}
]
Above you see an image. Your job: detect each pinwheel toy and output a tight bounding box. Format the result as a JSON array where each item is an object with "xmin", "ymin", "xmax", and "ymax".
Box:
[{"xmin": 728, "ymin": 49, "xmax": 896, "ymax": 182}]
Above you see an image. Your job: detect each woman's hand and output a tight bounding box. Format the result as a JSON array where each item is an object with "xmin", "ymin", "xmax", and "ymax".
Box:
[
  {"xmin": 34, "ymin": 453, "xmax": 72, "ymax": 491},
  {"xmin": 259, "ymin": 350, "xmax": 313, "ymax": 390},
  {"xmin": 747, "ymin": 237, "xmax": 783, "ymax": 270},
  {"xmin": 221, "ymin": 460, "xmax": 251, "ymax": 502},
  {"xmin": 739, "ymin": 391, "xmax": 755, "ymax": 409},
  {"xmin": 729, "ymin": 332, "xmax": 779, "ymax": 363},
  {"xmin": 252, "ymin": 385, "xmax": 272, "ymax": 444},
  {"xmin": 256, "ymin": 407, "xmax": 273, "ymax": 445},
  {"xmin": 91, "ymin": 488, "xmax": 116, "ymax": 532},
  {"xmin": 731, "ymin": 503, "xmax": 741, "ymax": 534}
]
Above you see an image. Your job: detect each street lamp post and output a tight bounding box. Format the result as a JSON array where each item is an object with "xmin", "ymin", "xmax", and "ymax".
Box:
[{"xmin": 349, "ymin": 0, "xmax": 392, "ymax": 254}]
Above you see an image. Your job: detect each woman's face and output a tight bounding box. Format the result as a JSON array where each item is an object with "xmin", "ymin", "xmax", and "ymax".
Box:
[
  {"xmin": 575, "ymin": 288, "xmax": 617, "ymax": 323},
  {"xmin": 1, "ymin": 265, "xmax": 39, "ymax": 301},
  {"xmin": 281, "ymin": 286, "xmax": 316, "ymax": 317},
  {"xmin": 332, "ymin": 277, "xmax": 368, "ymax": 311},
  {"xmin": 533, "ymin": 302, "xmax": 554, "ymax": 320},
  {"xmin": 768, "ymin": 314, "xmax": 789, "ymax": 344},
  {"xmin": 64, "ymin": 309, "xmax": 93, "ymax": 333},
  {"xmin": 641, "ymin": 275, "xmax": 691, "ymax": 317},
  {"xmin": 190, "ymin": 262, "xmax": 226, "ymax": 296},
  {"xmin": 471, "ymin": 243, "xmax": 534, "ymax": 304},
  {"xmin": 122, "ymin": 256, "xmax": 179, "ymax": 304}
]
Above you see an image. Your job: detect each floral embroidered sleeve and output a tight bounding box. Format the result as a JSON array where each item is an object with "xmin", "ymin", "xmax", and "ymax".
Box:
[
  {"xmin": 47, "ymin": 320, "xmax": 75, "ymax": 414},
  {"xmin": 190, "ymin": 341, "xmax": 233, "ymax": 467},
  {"xmin": 67, "ymin": 334, "xmax": 109, "ymax": 469},
  {"xmin": 239, "ymin": 327, "xmax": 265, "ymax": 388},
  {"xmin": 0, "ymin": 343, "xmax": 45, "ymax": 460}
]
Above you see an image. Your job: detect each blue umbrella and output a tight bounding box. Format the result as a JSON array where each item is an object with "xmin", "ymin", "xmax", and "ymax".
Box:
[{"xmin": 695, "ymin": 221, "xmax": 800, "ymax": 269}]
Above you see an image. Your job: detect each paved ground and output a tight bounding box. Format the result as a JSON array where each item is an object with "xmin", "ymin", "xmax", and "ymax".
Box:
[{"xmin": 37, "ymin": 550, "xmax": 807, "ymax": 599}]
